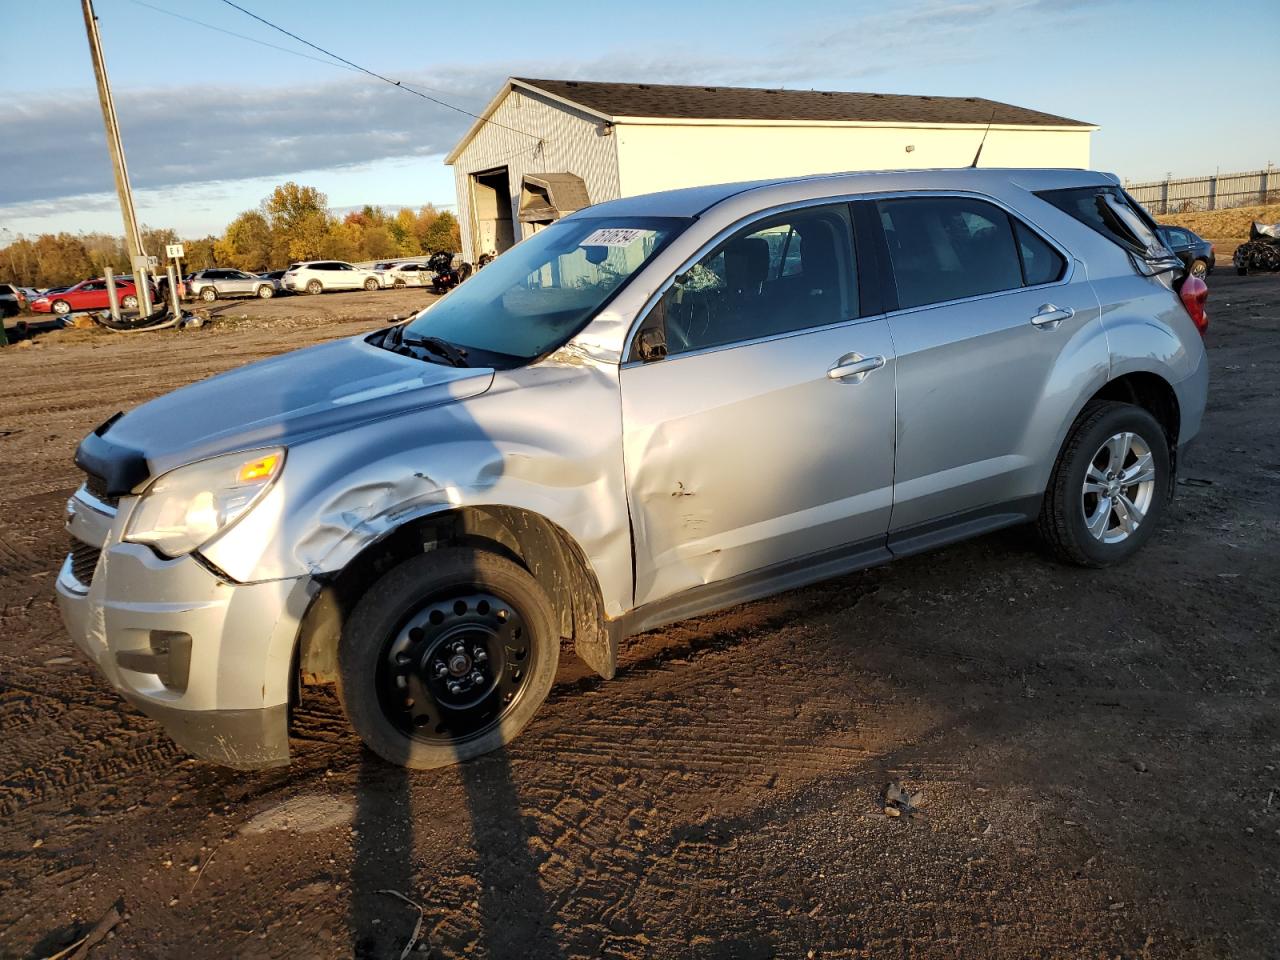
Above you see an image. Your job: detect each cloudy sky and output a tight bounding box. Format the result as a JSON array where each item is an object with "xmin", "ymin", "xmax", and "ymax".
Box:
[{"xmin": 2, "ymin": 0, "xmax": 1277, "ymax": 239}]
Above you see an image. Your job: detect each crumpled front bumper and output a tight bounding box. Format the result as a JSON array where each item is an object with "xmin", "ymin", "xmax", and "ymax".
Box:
[{"xmin": 55, "ymin": 489, "xmax": 315, "ymax": 769}]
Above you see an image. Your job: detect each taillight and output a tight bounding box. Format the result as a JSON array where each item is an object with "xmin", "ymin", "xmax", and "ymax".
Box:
[{"xmin": 1179, "ymin": 275, "xmax": 1208, "ymax": 336}]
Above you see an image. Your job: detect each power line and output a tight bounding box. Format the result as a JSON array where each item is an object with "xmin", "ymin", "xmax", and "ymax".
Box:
[
  {"xmin": 216, "ymin": 0, "xmax": 542, "ymax": 142},
  {"xmin": 124, "ymin": 0, "xmax": 360, "ymax": 72}
]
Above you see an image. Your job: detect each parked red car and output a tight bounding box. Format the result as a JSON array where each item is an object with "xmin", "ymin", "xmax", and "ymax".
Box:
[{"xmin": 29, "ymin": 278, "xmax": 140, "ymax": 316}]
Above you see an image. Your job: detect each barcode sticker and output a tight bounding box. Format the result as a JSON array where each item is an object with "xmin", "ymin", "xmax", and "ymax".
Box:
[{"xmin": 579, "ymin": 228, "xmax": 648, "ymax": 247}]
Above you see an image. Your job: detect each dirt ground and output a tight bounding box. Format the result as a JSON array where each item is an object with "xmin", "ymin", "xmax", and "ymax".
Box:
[{"xmin": 1, "ymin": 277, "xmax": 1277, "ymax": 959}]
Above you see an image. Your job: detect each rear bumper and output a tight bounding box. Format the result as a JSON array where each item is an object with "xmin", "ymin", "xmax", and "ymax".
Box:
[{"xmin": 55, "ymin": 493, "xmax": 314, "ymax": 769}]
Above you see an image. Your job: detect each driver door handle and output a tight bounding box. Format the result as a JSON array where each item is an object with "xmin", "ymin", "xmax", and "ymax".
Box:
[
  {"xmin": 827, "ymin": 353, "xmax": 885, "ymax": 382},
  {"xmin": 1031, "ymin": 304, "xmax": 1074, "ymax": 328}
]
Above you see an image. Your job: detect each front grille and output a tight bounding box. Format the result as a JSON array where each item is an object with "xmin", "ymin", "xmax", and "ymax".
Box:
[
  {"xmin": 69, "ymin": 537, "xmax": 102, "ymax": 586},
  {"xmin": 83, "ymin": 472, "xmax": 119, "ymax": 508}
]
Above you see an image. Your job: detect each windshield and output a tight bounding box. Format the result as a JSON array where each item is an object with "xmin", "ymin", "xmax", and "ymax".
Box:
[{"xmin": 403, "ymin": 216, "xmax": 689, "ymax": 364}]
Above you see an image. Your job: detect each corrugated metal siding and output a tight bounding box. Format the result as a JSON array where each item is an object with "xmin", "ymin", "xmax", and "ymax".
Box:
[{"xmin": 451, "ymin": 88, "xmax": 621, "ymax": 262}]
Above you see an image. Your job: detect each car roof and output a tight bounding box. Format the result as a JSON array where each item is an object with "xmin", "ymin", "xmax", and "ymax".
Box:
[{"xmin": 573, "ymin": 167, "xmax": 1120, "ymax": 219}]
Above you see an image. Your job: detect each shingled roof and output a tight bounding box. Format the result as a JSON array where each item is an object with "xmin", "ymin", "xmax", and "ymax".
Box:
[{"xmin": 514, "ymin": 78, "xmax": 1092, "ymax": 128}]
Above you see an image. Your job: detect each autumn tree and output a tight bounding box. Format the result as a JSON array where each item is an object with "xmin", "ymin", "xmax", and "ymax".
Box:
[{"xmin": 214, "ymin": 211, "xmax": 273, "ymax": 271}]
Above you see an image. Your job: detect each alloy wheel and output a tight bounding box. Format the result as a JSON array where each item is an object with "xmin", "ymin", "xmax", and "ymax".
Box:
[{"xmin": 1081, "ymin": 431, "xmax": 1157, "ymax": 544}]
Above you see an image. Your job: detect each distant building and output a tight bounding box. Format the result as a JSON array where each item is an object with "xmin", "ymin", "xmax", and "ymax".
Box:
[{"xmin": 446, "ymin": 78, "xmax": 1096, "ymax": 263}]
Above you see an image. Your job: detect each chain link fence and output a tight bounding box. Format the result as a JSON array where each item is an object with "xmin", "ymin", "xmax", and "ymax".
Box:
[{"xmin": 1124, "ymin": 167, "xmax": 1279, "ymax": 214}]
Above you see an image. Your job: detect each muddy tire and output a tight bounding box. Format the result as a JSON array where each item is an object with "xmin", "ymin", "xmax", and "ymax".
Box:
[
  {"xmin": 306, "ymin": 279, "xmax": 322, "ymax": 295},
  {"xmin": 200, "ymin": 287, "xmax": 217, "ymax": 302},
  {"xmin": 338, "ymin": 547, "xmax": 559, "ymax": 769},
  {"xmin": 1037, "ymin": 401, "xmax": 1171, "ymax": 568}
]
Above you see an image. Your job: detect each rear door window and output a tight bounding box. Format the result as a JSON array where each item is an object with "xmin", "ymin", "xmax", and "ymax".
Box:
[{"xmin": 876, "ymin": 196, "xmax": 1024, "ymax": 309}]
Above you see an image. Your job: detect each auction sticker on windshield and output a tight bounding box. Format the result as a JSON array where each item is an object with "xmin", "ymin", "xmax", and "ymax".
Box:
[{"xmin": 579, "ymin": 228, "xmax": 651, "ymax": 247}]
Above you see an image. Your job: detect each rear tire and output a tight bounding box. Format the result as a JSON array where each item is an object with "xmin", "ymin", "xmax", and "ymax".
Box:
[
  {"xmin": 121, "ymin": 295, "xmax": 138, "ymax": 310},
  {"xmin": 338, "ymin": 547, "xmax": 559, "ymax": 769},
  {"xmin": 1189, "ymin": 258, "xmax": 1208, "ymax": 279},
  {"xmin": 1037, "ymin": 401, "xmax": 1171, "ymax": 567},
  {"xmin": 306, "ymin": 279, "xmax": 323, "ymax": 295},
  {"xmin": 364, "ymin": 277, "xmax": 379, "ymax": 291},
  {"xmin": 200, "ymin": 287, "xmax": 217, "ymax": 302}
]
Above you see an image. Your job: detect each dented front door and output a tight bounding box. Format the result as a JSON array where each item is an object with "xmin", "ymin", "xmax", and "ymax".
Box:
[{"xmin": 620, "ymin": 318, "xmax": 897, "ymax": 608}]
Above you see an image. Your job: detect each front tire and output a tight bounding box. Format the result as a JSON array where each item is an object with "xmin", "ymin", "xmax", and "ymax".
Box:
[
  {"xmin": 1037, "ymin": 401, "xmax": 1171, "ymax": 567},
  {"xmin": 200, "ymin": 287, "xmax": 217, "ymax": 302},
  {"xmin": 52, "ymin": 299, "xmax": 71, "ymax": 316},
  {"xmin": 338, "ymin": 548, "xmax": 559, "ymax": 769},
  {"xmin": 121, "ymin": 295, "xmax": 138, "ymax": 310}
]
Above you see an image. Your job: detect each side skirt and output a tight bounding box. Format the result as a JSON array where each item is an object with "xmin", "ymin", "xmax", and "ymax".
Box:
[{"xmin": 609, "ymin": 496, "xmax": 1043, "ymax": 644}]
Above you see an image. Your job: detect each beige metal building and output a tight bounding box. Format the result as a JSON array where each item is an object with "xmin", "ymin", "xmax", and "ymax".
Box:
[{"xmin": 445, "ymin": 78, "xmax": 1097, "ymax": 262}]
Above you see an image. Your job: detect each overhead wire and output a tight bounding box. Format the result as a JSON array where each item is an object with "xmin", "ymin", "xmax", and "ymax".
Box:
[
  {"xmin": 215, "ymin": 0, "xmax": 543, "ymax": 143},
  {"xmin": 123, "ymin": 0, "xmax": 361, "ymax": 72}
]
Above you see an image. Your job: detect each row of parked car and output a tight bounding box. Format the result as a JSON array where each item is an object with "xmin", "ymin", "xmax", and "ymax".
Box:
[
  {"xmin": 0, "ymin": 257, "xmax": 462, "ymax": 318},
  {"xmin": 188, "ymin": 258, "xmax": 451, "ymax": 302}
]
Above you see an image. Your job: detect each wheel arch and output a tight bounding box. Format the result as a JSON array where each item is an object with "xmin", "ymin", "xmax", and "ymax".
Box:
[
  {"xmin": 296, "ymin": 504, "xmax": 616, "ymax": 690},
  {"xmin": 1045, "ymin": 370, "xmax": 1182, "ymax": 498},
  {"xmin": 1087, "ymin": 371, "xmax": 1181, "ymax": 449}
]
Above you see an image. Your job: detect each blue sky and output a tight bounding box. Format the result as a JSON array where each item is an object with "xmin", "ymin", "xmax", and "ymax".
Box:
[{"xmin": 2, "ymin": 0, "xmax": 1277, "ymax": 239}]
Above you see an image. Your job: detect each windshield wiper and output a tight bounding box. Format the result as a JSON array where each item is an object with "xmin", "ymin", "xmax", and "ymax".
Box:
[
  {"xmin": 401, "ymin": 335, "xmax": 469, "ymax": 367},
  {"xmin": 379, "ymin": 324, "xmax": 469, "ymax": 367}
]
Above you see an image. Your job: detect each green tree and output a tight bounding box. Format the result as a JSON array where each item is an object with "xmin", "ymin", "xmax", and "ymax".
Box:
[
  {"xmin": 422, "ymin": 210, "xmax": 461, "ymax": 253},
  {"xmin": 31, "ymin": 234, "xmax": 95, "ymax": 288},
  {"xmin": 263, "ymin": 182, "xmax": 333, "ymax": 261},
  {"xmin": 184, "ymin": 236, "xmax": 219, "ymax": 271},
  {"xmin": 215, "ymin": 210, "xmax": 273, "ymax": 271}
]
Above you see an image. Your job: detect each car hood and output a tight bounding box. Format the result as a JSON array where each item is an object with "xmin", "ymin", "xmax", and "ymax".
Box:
[{"xmin": 78, "ymin": 334, "xmax": 494, "ymax": 490}]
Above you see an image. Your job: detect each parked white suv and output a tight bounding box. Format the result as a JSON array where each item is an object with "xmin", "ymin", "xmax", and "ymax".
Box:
[{"xmin": 282, "ymin": 261, "xmax": 381, "ymax": 295}]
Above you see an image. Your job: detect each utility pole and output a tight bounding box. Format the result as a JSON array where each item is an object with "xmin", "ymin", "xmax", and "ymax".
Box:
[{"xmin": 81, "ymin": 0, "xmax": 153, "ymax": 315}]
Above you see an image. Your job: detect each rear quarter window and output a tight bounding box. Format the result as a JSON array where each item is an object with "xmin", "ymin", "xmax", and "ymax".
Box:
[{"xmin": 1036, "ymin": 186, "xmax": 1167, "ymax": 258}]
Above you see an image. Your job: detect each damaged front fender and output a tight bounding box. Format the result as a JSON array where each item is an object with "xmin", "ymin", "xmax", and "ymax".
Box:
[{"xmin": 201, "ymin": 353, "xmax": 637, "ymax": 628}]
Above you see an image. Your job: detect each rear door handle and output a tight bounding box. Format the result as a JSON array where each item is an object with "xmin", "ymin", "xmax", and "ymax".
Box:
[
  {"xmin": 1031, "ymin": 304, "xmax": 1074, "ymax": 328},
  {"xmin": 827, "ymin": 353, "xmax": 885, "ymax": 382}
]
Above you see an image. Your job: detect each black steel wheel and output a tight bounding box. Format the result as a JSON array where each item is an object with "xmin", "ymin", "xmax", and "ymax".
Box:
[{"xmin": 338, "ymin": 547, "xmax": 558, "ymax": 769}]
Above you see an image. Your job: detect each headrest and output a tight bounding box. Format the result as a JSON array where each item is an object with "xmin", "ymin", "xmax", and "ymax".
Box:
[{"xmin": 724, "ymin": 236, "xmax": 770, "ymax": 293}]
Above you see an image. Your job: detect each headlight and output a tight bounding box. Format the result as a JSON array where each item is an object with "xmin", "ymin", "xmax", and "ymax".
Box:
[{"xmin": 125, "ymin": 448, "xmax": 285, "ymax": 557}]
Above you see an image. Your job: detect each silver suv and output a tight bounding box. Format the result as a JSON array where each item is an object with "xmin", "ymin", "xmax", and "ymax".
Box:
[
  {"xmin": 188, "ymin": 268, "xmax": 277, "ymax": 302},
  {"xmin": 56, "ymin": 169, "xmax": 1209, "ymax": 770}
]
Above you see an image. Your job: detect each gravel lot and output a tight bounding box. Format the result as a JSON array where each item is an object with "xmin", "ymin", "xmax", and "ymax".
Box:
[{"xmin": 1, "ymin": 276, "xmax": 1277, "ymax": 959}]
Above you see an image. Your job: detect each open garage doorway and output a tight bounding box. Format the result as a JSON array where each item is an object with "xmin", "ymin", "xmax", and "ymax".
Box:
[{"xmin": 470, "ymin": 167, "xmax": 515, "ymax": 259}]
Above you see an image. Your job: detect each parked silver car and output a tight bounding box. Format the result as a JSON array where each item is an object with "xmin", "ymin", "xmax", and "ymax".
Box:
[
  {"xmin": 56, "ymin": 168, "xmax": 1208, "ymax": 770},
  {"xmin": 188, "ymin": 268, "xmax": 276, "ymax": 302}
]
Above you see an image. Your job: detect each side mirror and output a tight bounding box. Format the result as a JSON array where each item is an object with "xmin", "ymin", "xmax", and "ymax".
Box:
[{"xmin": 636, "ymin": 326, "xmax": 667, "ymax": 362}]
